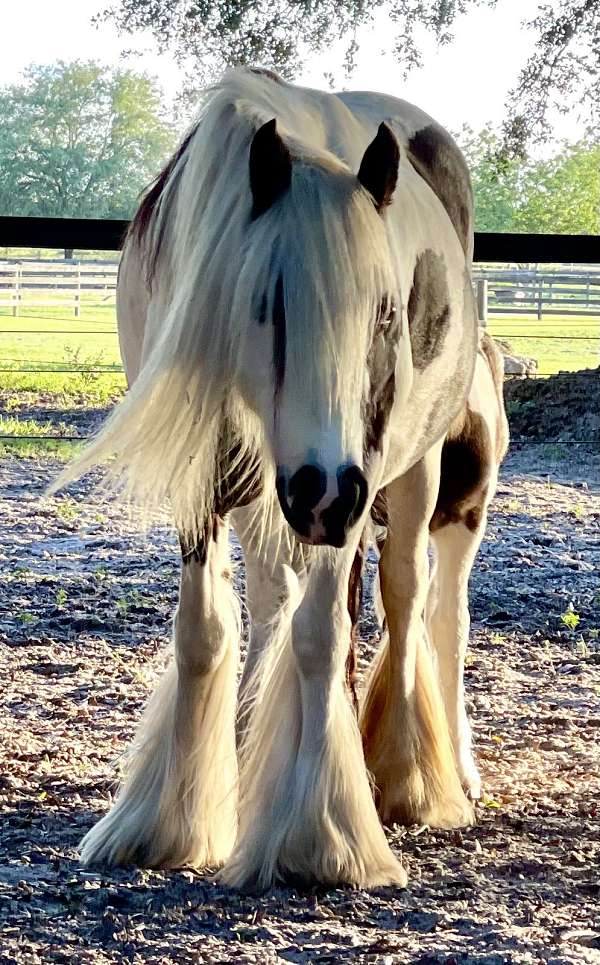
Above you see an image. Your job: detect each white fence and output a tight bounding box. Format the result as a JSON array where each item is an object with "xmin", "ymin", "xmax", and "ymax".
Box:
[
  {"xmin": 0, "ymin": 261, "xmax": 118, "ymax": 317},
  {"xmin": 474, "ymin": 267, "xmax": 600, "ymax": 321},
  {"xmin": 1, "ymin": 260, "xmax": 599, "ymax": 322}
]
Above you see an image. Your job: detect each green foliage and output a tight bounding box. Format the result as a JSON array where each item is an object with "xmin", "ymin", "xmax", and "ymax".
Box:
[
  {"xmin": 455, "ymin": 127, "xmax": 599, "ymax": 234},
  {"xmin": 103, "ymin": 0, "xmax": 598, "ymax": 147},
  {"xmin": 55, "ymin": 588, "xmax": 68, "ymax": 607},
  {"xmin": 513, "ymin": 141, "xmax": 600, "ymax": 235},
  {"xmin": 0, "ymin": 61, "xmax": 175, "ymax": 220},
  {"xmin": 560, "ymin": 607, "xmax": 581, "ymax": 632}
]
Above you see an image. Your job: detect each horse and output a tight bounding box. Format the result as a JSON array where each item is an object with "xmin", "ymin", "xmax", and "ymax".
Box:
[{"xmin": 53, "ymin": 67, "xmax": 503, "ymax": 889}]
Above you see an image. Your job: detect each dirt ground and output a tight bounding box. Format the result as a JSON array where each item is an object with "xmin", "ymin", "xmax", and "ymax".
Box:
[{"xmin": 1, "ymin": 438, "xmax": 599, "ymax": 964}]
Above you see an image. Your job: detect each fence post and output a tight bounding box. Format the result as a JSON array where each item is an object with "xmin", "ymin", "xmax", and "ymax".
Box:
[
  {"xmin": 12, "ymin": 264, "xmax": 21, "ymax": 318},
  {"xmin": 74, "ymin": 264, "xmax": 81, "ymax": 318},
  {"xmin": 476, "ymin": 278, "xmax": 488, "ymax": 326},
  {"xmin": 537, "ymin": 277, "xmax": 543, "ymax": 320}
]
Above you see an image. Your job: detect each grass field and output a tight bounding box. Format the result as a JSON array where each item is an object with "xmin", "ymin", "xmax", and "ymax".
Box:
[
  {"xmin": 0, "ymin": 298, "xmax": 123, "ymax": 399},
  {"xmin": 1, "ymin": 302, "xmax": 597, "ymax": 391},
  {"xmin": 0, "ymin": 299, "xmax": 597, "ymax": 457},
  {"xmin": 487, "ymin": 314, "xmax": 599, "ymax": 375}
]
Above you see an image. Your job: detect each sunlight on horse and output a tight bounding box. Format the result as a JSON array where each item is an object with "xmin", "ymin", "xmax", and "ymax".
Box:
[{"xmin": 52, "ymin": 67, "xmax": 508, "ymax": 889}]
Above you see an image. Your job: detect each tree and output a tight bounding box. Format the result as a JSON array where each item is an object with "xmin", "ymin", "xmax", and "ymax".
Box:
[
  {"xmin": 504, "ymin": 0, "xmax": 600, "ymax": 154},
  {"xmin": 457, "ymin": 126, "xmax": 521, "ymax": 233},
  {"xmin": 513, "ymin": 140, "xmax": 599, "ymax": 235},
  {"xmin": 0, "ymin": 61, "xmax": 175, "ymax": 224},
  {"xmin": 99, "ymin": 0, "xmax": 600, "ymax": 150},
  {"xmin": 455, "ymin": 127, "xmax": 599, "ymax": 234}
]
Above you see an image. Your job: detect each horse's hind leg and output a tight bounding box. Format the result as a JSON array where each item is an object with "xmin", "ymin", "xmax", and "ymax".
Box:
[
  {"xmin": 360, "ymin": 446, "xmax": 473, "ymax": 829},
  {"xmin": 81, "ymin": 516, "xmax": 239, "ymax": 869},
  {"xmin": 428, "ymin": 516, "xmax": 486, "ymax": 800}
]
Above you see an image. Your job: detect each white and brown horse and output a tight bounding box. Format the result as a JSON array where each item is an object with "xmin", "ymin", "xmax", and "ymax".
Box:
[{"xmin": 55, "ymin": 68, "xmax": 507, "ymax": 889}]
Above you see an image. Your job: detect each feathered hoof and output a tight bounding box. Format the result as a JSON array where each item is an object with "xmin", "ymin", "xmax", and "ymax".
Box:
[
  {"xmin": 379, "ymin": 788, "xmax": 474, "ymax": 830},
  {"xmin": 219, "ymin": 846, "xmax": 407, "ymax": 892},
  {"xmin": 80, "ymin": 807, "xmax": 234, "ymax": 871}
]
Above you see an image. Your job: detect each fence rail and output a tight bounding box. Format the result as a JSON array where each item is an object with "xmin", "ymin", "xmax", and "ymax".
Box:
[
  {"xmin": 473, "ymin": 267, "xmax": 600, "ymax": 320},
  {"xmin": 2, "ymin": 260, "xmax": 599, "ymax": 322},
  {"xmin": 0, "ymin": 261, "xmax": 118, "ymax": 316},
  {"xmin": 1, "ymin": 216, "xmax": 599, "ymax": 264},
  {"xmin": 0, "ymin": 218, "xmax": 598, "ymax": 445}
]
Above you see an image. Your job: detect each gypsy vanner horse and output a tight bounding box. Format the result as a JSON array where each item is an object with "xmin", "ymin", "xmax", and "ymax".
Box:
[{"xmin": 54, "ymin": 68, "xmax": 508, "ymax": 889}]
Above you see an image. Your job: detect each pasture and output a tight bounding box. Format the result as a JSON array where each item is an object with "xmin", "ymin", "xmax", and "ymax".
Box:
[{"xmin": 1, "ymin": 288, "xmax": 599, "ymax": 960}]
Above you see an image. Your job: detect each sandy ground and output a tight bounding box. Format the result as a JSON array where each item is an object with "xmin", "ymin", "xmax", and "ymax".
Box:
[{"xmin": 1, "ymin": 444, "xmax": 599, "ymax": 964}]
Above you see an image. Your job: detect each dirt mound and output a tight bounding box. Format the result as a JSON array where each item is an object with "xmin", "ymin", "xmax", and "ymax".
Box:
[{"xmin": 504, "ymin": 367, "xmax": 599, "ymax": 442}]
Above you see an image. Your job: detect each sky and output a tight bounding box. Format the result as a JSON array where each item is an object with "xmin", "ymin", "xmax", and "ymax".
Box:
[{"xmin": 0, "ymin": 0, "xmax": 587, "ymax": 142}]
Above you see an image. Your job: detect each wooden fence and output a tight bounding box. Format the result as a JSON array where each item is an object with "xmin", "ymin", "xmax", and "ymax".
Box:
[
  {"xmin": 473, "ymin": 268, "xmax": 600, "ymax": 321},
  {"xmin": 0, "ymin": 261, "xmax": 118, "ymax": 317},
  {"xmin": 1, "ymin": 260, "xmax": 599, "ymax": 322}
]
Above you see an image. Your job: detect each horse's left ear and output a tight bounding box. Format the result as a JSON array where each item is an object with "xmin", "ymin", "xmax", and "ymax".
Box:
[{"xmin": 357, "ymin": 122, "xmax": 400, "ymax": 212}]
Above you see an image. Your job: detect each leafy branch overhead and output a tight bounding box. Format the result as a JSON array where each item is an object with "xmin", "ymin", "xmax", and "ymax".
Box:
[{"xmin": 99, "ymin": 0, "xmax": 600, "ymax": 150}]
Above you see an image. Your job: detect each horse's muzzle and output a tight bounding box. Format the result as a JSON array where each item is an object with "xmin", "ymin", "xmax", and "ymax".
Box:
[{"xmin": 276, "ymin": 463, "xmax": 368, "ymax": 547}]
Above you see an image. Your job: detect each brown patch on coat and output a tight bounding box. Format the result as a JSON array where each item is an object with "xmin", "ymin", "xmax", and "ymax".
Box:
[
  {"xmin": 250, "ymin": 67, "xmax": 284, "ymax": 84},
  {"xmin": 364, "ymin": 304, "xmax": 400, "ymax": 455},
  {"xmin": 346, "ymin": 540, "xmax": 364, "ymax": 715},
  {"xmin": 370, "ymin": 488, "xmax": 388, "ymax": 528},
  {"xmin": 179, "ymin": 514, "xmax": 214, "ymax": 566},
  {"xmin": 430, "ymin": 405, "xmax": 492, "ymax": 534},
  {"xmin": 180, "ymin": 419, "xmax": 263, "ymax": 566},
  {"xmin": 407, "ymin": 125, "xmax": 473, "ymax": 256},
  {"xmin": 214, "ymin": 422, "xmax": 263, "ymax": 515},
  {"xmin": 407, "ymin": 250, "xmax": 451, "ymax": 370},
  {"xmin": 430, "ymin": 333, "xmax": 509, "ymax": 534}
]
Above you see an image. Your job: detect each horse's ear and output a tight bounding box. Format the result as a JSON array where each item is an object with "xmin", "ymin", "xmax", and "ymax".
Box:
[
  {"xmin": 357, "ymin": 122, "xmax": 400, "ymax": 212},
  {"xmin": 249, "ymin": 118, "xmax": 292, "ymax": 219}
]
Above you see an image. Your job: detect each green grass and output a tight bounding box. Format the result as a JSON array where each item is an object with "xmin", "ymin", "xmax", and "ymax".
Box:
[
  {"xmin": 0, "ymin": 295, "xmax": 124, "ymax": 398},
  {"xmin": 488, "ymin": 314, "xmax": 599, "ymax": 374},
  {"xmin": 0, "ymin": 437, "xmax": 82, "ymax": 460},
  {"xmin": 0, "ymin": 302, "xmax": 597, "ymax": 463}
]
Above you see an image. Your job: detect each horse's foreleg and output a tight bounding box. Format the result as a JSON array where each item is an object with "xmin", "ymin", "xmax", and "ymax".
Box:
[
  {"xmin": 428, "ymin": 514, "xmax": 487, "ymax": 800},
  {"xmin": 221, "ymin": 541, "xmax": 406, "ymax": 890},
  {"xmin": 81, "ymin": 516, "xmax": 239, "ymax": 869},
  {"xmin": 360, "ymin": 448, "xmax": 473, "ymax": 829}
]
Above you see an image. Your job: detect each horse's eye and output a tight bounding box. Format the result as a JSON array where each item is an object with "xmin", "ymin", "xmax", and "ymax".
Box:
[{"xmin": 376, "ymin": 299, "xmax": 396, "ymax": 333}]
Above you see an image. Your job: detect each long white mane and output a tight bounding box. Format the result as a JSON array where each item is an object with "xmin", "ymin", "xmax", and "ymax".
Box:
[{"xmin": 52, "ymin": 70, "xmax": 398, "ymax": 538}]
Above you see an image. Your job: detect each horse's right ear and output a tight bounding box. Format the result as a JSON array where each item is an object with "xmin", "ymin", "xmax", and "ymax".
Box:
[
  {"xmin": 249, "ymin": 118, "xmax": 292, "ymax": 219},
  {"xmin": 357, "ymin": 122, "xmax": 400, "ymax": 212}
]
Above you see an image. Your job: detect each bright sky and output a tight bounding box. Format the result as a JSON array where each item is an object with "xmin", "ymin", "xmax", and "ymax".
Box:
[{"xmin": 0, "ymin": 0, "xmax": 586, "ymax": 142}]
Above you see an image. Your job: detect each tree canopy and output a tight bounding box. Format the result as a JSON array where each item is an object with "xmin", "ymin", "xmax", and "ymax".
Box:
[
  {"xmin": 0, "ymin": 61, "xmax": 175, "ymax": 219},
  {"xmin": 99, "ymin": 0, "xmax": 599, "ymax": 151},
  {"xmin": 457, "ymin": 127, "xmax": 599, "ymax": 234}
]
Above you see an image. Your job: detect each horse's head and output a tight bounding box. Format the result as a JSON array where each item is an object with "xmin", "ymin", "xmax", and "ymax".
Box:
[{"xmin": 236, "ymin": 118, "xmax": 404, "ymax": 547}]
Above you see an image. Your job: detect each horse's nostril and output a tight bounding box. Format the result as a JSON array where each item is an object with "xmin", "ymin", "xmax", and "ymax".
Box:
[
  {"xmin": 319, "ymin": 465, "xmax": 369, "ymax": 547},
  {"xmin": 337, "ymin": 465, "xmax": 369, "ymax": 524},
  {"xmin": 288, "ymin": 464, "xmax": 327, "ymax": 510},
  {"xmin": 276, "ymin": 463, "xmax": 327, "ymax": 537}
]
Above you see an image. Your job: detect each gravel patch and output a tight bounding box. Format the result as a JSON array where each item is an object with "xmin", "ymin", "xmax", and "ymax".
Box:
[{"xmin": 1, "ymin": 445, "xmax": 599, "ymax": 963}]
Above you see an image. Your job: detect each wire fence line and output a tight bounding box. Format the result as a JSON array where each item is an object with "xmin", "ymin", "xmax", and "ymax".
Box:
[{"xmin": 0, "ymin": 284, "xmax": 600, "ymax": 446}]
